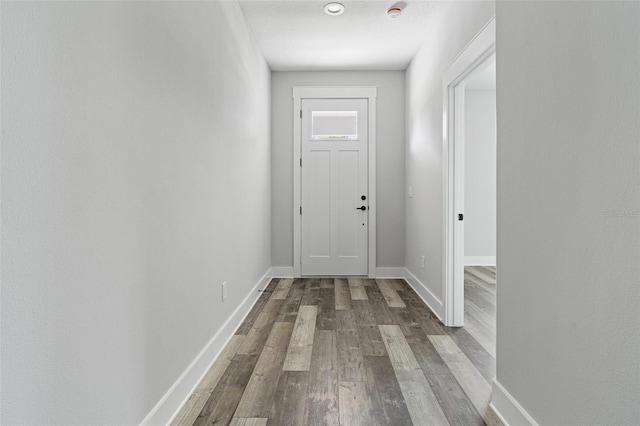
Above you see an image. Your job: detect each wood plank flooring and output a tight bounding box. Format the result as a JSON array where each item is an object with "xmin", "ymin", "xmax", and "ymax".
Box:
[{"xmin": 174, "ymin": 268, "xmax": 497, "ymax": 426}]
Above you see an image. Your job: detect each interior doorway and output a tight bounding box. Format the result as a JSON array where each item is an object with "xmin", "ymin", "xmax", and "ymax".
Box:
[
  {"xmin": 442, "ymin": 17, "xmax": 495, "ymax": 327},
  {"xmin": 461, "ymin": 60, "xmax": 496, "ymax": 356}
]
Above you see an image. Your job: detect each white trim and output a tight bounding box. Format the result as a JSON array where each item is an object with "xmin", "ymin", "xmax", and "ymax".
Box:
[
  {"xmin": 271, "ymin": 266, "xmax": 295, "ymax": 278},
  {"xmin": 367, "ymin": 96, "xmax": 377, "ymax": 278},
  {"xmin": 293, "ymin": 86, "xmax": 377, "ymax": 99},
  {"xmin": 442, "ymin": 16, "xmax": 496, "ymax": 327},
  {"xmin": 140, "ymin": 268, "xmax": 273, "ymax": 426},
  {"xmin": 464, "ymin": 256, "xmax": 496, "ymax": 266},
  {"xmin": 292, "ymin": 86, "xmax": 378, "ymax": 278},
  {"xmin": 403, "ymin": 268, "xmax": 444, "ymax": 321},
  {"xmin": 374, "ymin": 267, "xmax": 406, "ymax": 278},
  {"xmin": 491, "ymin": 379, "xmax": 539, "ymax": 426},
  {"xmin": 293, "ymin": 92, "xmax": 302, "ymax": 278}
]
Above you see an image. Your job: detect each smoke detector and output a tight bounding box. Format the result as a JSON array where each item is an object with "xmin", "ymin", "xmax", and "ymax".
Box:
[{"xmin": 387, "ymin": 6, "xmax": 402, "ymax": 18}]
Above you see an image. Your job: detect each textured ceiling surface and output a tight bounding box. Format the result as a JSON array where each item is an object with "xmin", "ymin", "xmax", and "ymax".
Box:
[{"xmin": 238, "ymin": 0, "xmax": 447, "ymax": 71}]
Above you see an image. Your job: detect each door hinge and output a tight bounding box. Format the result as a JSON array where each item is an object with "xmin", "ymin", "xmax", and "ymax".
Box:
[
  {"xmin": 300, "ymin": 206, "xmax": 302, "ymax": 215},
  {"xmin": 300, "ymin": 158, "xmax": 302, "ymax": 167},
  {"xmin": 300, "ymin": 110, "xmax": 302, "ymax": 119}
]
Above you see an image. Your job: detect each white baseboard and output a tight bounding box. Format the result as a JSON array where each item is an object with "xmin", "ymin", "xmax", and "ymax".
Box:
[
  {"xmin": 464, "ymin": 256, "xmax": 496, "ymax": 266},
  {"xmin": 403, "ymin": 268, "xmax": 444, "ymax": 321},
  {"xmin": 271, "ymin": 266, "xmax": 294, "ymax": 277},
  {"xmin": 374, "ymin": 267, "xmax": 406, "ymax": 278},
  {"xmin": 490, "ymin": 379, "xmax": 539, "ymax": 426},
  {"xmin": 140, "ymin": 268, "xmax": 273, "ymax": 426}
]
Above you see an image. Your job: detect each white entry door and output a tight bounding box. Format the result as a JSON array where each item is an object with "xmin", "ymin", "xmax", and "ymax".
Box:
[{"xmin": 300, "ymin": 98, "xmax": 369, "ymax": 275}]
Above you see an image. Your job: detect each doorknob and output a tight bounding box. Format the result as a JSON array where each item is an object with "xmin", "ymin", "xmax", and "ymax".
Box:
[{"xmin": 356, "ymin": 206, "xmax": 367, "ymax": 211}]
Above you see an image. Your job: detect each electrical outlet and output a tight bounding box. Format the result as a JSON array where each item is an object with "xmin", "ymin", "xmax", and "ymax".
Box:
[
  {"xmin": 222, "ymin": 281, "xmax": 228, "ymax": 301},
  {"xmin": 421, "ymin": 256, "xmax": 425, "ymax": 269}
]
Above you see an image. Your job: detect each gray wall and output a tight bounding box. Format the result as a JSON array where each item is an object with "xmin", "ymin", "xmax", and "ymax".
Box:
[
  {"xmin": 271, "ymin": 72, "xmax": 405, "ymax": 269},
  {"xmin": 405, "ymin": 2, "xmax": 495, "ymax": 313},
  {"xmin": 464, "ymin": 90, "xmax": 497, "ymax": 263},
  {"xmin": 495, "ymin": 1, "xmax": 640, "ymax": 424},
  {"xmin": 1, "ymin": 2, "xmax": 271, "ymax": 424}
]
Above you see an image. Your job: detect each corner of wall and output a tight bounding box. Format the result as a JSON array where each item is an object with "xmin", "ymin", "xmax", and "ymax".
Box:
[{"xmin": 403, "ymin": 268, "xmax": 444, "ymax": 320}]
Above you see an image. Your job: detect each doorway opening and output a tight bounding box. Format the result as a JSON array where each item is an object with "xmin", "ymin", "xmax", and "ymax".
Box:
[
  {"xmin": 442, "ymin": 17, "xmax": 495, "ymax": 328},
  {"xmin": 461, "ymin": 58, "xmax": 497, "ymax": 357}
]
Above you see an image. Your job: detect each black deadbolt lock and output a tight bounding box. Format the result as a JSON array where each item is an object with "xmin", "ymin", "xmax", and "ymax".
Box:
[{"xmin": 361, "ymin": 195, "xmax": 367, "ymax": 200}]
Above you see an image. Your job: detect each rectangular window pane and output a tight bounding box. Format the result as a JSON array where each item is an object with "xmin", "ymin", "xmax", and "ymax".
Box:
[{"xmin": 311, "ymin": 111, "xmax": 358, "ymax": 140}]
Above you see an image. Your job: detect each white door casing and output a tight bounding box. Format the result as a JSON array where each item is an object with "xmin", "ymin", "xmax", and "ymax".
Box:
[
  {"xmin": 301, "ymin": 98, "xmax": 368, "ymax": 275},
  {"xmin": 442, "ymin": 17, "xmax": 495, "ymax": 327},
  {"xmin": 292, "ymin": 87, "xmax": 377, "ymax": 278}
]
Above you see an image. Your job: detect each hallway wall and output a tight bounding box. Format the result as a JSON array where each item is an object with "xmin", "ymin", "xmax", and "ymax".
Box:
[
  {"xmin": 464, "ymin": 89, "xmax": 497, "ymax": 265},
  {"xmin": 1, "ymin": 2, "xmax": 271, "ymax": 424},
  {"xmin": 271, "ymin": 71, "xmax": 406, "ymax": 270},
  {"xmin": 494, "ymin": 1, "xmax": 640, "ymax": 424},
  {"xmin": 405, "ymin": 2, "xmax": 495, "ymax": 316}
]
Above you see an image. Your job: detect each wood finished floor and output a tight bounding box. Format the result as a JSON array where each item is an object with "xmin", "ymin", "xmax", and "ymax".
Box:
[{"xmin": 173, "ymin": 268, "xmax": 498, "ymax": 426}]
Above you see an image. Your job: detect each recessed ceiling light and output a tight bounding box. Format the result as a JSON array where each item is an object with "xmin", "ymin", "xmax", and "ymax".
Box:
[{"xmin": 324, "ymin": 2, "xmax": 345, "ymax": 16}]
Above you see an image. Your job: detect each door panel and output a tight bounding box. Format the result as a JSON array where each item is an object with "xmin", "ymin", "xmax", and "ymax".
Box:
[
  {"xmin": 301, "ymin": 98, "xmax": 368, "ymax": 275},
  {"xmin": 307, "ymin": 150, "xmax": 331, "ymax": 257},
  {"xmin": 338, "ymin": 150, "xmax": 360, "ymax": 257}
]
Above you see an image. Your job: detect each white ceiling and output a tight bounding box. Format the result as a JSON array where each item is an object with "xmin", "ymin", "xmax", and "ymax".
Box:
[{"xmin": 238, "ymin": 1, "xmax": 447, "ymax": 71}]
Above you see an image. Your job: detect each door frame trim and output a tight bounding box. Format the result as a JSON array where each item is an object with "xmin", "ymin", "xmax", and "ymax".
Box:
[
  {"xmin": 292, "ymin": 86, "xmax": 377, "ymax": 278},
  {"xmin": 442, "ymin": 17, "xmax": 495, "ymax": 327}
]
